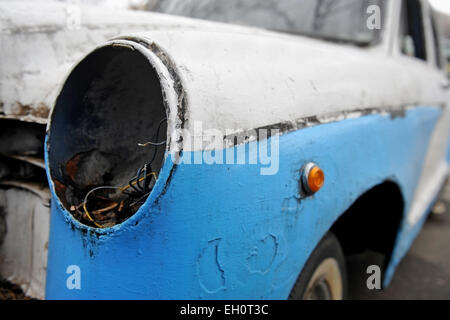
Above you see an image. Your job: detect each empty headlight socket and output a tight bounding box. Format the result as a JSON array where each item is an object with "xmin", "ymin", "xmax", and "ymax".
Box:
[{"xmin": 47, "ymin": 44, "xmax": 169, "ymax": 228}]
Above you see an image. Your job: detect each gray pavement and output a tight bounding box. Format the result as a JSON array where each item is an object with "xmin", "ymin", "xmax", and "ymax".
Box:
[{"xmin": 349, "ymin": 178, "xmax": 450, "ymax": 300}]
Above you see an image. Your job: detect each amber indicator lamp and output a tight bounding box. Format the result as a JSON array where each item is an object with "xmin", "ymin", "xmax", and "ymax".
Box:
[{"xmin": 301, "ymin": 162, "xmax": 325, "ymax": 195}]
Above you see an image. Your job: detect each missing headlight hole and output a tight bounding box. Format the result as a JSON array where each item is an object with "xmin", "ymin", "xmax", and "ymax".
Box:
[{"xmin": 47, "ymin": 46, "xmax": 168, "ymax": 228}]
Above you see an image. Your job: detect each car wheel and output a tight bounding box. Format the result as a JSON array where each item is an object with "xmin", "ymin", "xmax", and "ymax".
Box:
[{"xmin": 289, "ymin": 232, "xmax": 347, "ymax": 300}]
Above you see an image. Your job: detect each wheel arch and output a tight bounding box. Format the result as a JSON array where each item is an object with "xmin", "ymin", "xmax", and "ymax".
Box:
[{"xmin": 330, "ymin": 180, "xmax": 405, "ymax": 276}]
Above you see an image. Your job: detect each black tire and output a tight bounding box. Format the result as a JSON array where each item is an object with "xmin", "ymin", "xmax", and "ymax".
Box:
[{"xmin": 289, "ymin": 232, "xmax": 347, "ymax": 300}]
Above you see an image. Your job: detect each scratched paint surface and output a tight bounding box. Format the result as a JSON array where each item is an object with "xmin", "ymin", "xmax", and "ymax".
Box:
[{"xmin": 45, "ymin": 107, "xmax": 440, "ymax": 299}]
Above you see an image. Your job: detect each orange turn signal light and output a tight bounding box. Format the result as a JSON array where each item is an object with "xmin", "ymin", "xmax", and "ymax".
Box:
[
  {"xmin": 307, "ymin": 166, "xmax": 325, "ymax": 193},
  {"xmin": 302, "ymin": 162, "xmax": 325, "ymax": 195}
]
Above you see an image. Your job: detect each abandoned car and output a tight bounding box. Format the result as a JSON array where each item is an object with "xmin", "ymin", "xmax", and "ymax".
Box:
[{"xmin": 1, "ymin": 0, "xmax": 450, "ymax": 299}]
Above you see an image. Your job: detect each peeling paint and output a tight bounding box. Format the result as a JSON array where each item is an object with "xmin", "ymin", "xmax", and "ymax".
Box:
[{"xmin": 223, "ymin": 105, "xmax": 429, "ymax": 148}]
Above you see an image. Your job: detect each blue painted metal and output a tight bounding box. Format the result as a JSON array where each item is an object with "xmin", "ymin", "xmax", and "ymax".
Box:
[{"xmin": 45, "ymin": 107, "xmax": 441, "ymax": 299}]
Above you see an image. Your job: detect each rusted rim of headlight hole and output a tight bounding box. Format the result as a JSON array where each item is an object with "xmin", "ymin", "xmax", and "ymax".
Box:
[{"xmin": 45, "ymin": 39, "xmax": 183, "ymax": 232}]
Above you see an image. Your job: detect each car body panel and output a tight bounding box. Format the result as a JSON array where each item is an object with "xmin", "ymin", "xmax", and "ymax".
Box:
[{"xmin": 45, "ymin": 106, "xmax": 441, "ymax": 299}]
